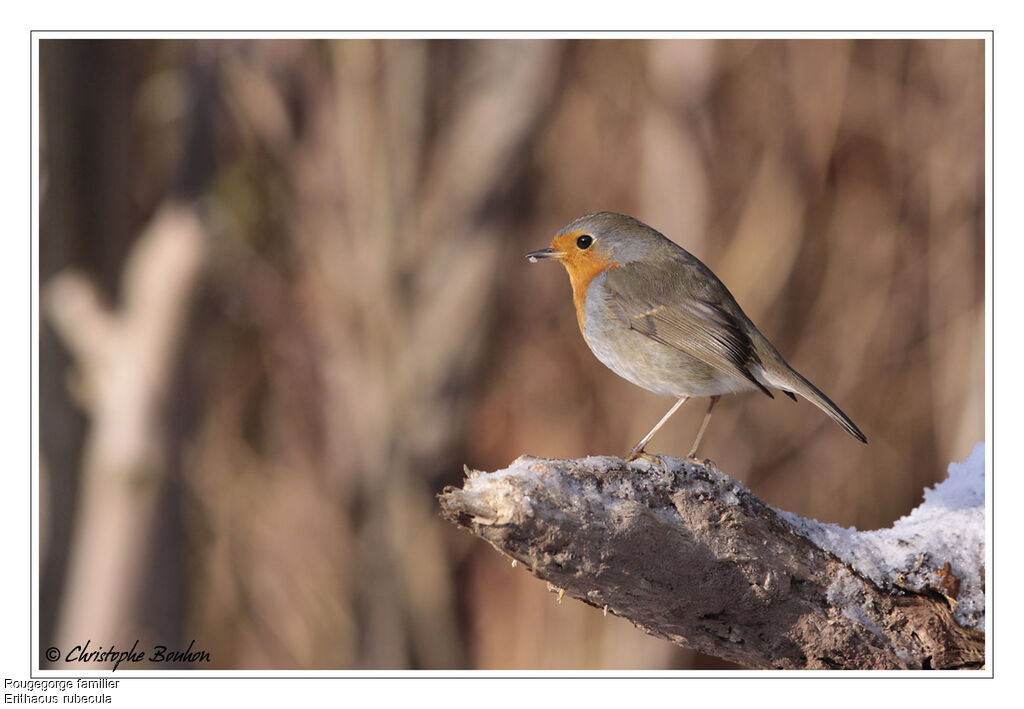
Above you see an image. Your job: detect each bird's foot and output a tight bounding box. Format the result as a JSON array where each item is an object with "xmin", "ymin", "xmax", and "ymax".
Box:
[{"xmin": 626, "ymin": 449, "xmax": 665, "ymax": 467}]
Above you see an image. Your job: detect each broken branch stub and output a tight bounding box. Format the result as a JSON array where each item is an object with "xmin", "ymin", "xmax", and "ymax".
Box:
[{"xmin": 438, "ymin": 456, "xmax": 984, "ymax": 670}]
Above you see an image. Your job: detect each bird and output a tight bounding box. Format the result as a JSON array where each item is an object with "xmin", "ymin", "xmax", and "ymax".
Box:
[{"xmin": 526, "ymin": 211, "xmax": 866, "ymax": 462}]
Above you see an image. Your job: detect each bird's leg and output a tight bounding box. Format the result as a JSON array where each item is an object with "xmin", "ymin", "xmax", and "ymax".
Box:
[
  {"xmin": 626, "ymin": 396, "xmax": 688, "ymax": 462},
  {"xmin": 686, "ymin": 395, "xmax": 720, "ymax": 459}
]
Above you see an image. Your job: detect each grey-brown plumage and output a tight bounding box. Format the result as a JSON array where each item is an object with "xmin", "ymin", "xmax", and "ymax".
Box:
[{"xmin": 527, "ymin": 211, "xmax": 866, "ymax": 459}]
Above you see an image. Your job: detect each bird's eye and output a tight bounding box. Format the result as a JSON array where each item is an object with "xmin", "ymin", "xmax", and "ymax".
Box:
[{"xmin": 576, "ymin": 234, "xmax": 594, "ymax": 250}]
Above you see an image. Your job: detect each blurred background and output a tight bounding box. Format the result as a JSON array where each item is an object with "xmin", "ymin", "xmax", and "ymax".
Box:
[{"xmin": 38, "ymin": 38, "xmax": 984, "ymax": 670}]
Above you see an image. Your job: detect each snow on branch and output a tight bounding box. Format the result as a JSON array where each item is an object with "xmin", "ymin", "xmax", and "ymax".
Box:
[{"xmin": 438, "ymin": 445, "xmax": 986, "ymax": 670}]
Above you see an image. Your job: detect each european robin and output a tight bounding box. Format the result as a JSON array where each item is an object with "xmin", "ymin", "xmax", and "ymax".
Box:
[{"xmin": 526, "ymin": 212, "xmax": 866, "ymax": 461}]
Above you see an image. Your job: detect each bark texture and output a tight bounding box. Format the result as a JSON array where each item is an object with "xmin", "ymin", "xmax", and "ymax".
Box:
[{"xmin": 438, "ymin": 456, "xmax": 984, "ymax": 670}]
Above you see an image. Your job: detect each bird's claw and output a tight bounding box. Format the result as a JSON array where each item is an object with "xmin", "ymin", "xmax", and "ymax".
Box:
[{"xmin": 626, "ymin": 450, "xmax": 665, "ymax": 467}]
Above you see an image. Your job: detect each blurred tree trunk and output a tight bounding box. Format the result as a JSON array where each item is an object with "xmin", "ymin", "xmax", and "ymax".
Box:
[
  {"xmin": 288, "ymin": 40, "xmax": 563, "ymax": 667},
  {"xmin": 39, "ymin": 39, "xmax": 176, "ymax": 665},
  {"xmin": 46, "ymin": 204, "xmax": 206, "ymax": 662},
  {"xmin": 41, "ymin": 42, "xmax": 218, "ymax": 666}
]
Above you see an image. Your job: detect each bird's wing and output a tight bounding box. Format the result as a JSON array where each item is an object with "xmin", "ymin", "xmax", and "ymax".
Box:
[{"xmin": 602, "ymin": 261, "xmax": 773, "ymax": 397}]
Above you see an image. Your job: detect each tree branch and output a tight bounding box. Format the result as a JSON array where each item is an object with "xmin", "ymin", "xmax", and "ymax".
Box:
[
  {"xmin": 438, "ymin": 454, "xmax": 984, "ymax": 670},
  {"xmin": 45, "ymin": 202, "xmax": 206, "ymax": 661}
]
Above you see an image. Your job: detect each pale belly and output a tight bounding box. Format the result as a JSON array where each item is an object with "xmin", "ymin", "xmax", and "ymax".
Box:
[{"xmin": 580, "ymin": 277, "xmax": 755, "ymax": 399}]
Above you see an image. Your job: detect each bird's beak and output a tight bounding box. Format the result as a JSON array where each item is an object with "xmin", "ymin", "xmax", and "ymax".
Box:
[{"xmin": 525, "ymin": 248, "xmax": 566, "ymax": 263}]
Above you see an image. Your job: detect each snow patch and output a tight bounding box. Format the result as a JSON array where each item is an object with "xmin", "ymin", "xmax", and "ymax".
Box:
[{"xmin": 779, "ymin": 442, "xmax": 985, "ymax": 629}]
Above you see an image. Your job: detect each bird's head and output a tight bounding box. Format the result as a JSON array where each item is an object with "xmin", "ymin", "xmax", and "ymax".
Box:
[{"xmin": 526, "ymin": 211, "xmax": 666, "ymax": 291}]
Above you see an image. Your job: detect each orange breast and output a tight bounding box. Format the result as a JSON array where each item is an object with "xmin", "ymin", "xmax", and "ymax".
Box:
[{"xmin": 550, "ymin": 230, "xmax": 619, "ymax": 331}]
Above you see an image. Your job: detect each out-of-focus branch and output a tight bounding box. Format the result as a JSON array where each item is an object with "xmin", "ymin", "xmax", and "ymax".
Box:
[
  {"xmin": 46, "ymin": 203, "xmax": 206, "ymax": 663},
  {"xmin": 439, "ymin": 456, "xmax": 984, "ymax": 670},
  {"xmin": 286, "ymin": 40, "xmax": 564, "ymax": 669}
]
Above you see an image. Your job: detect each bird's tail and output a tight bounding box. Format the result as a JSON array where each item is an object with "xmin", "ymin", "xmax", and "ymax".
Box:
[
  {"xmin": 782, "ymin": 364, "xmax": 864, "ymax": 442},
  {"xmin": 759, "ymin": 364, "xmax": 867, "ymax": 443}
]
